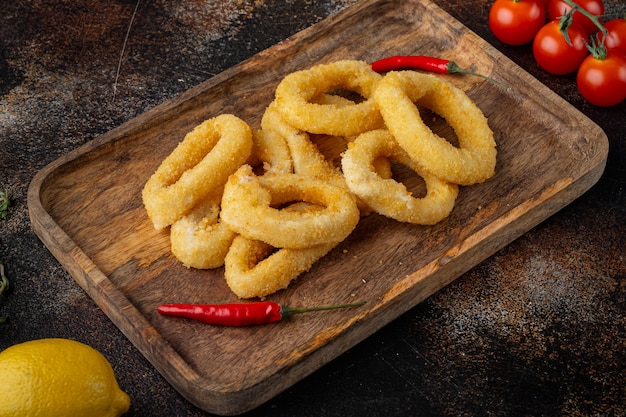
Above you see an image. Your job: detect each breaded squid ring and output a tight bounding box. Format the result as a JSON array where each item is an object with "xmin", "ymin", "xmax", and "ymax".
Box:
[
  {"xmin": 261, "ymin": 100, "xmax": 379, "ymax": 215},
  {"xmin": 274, "ymin": 60, "xmax": 384, "ymax": 136},
  {"xmin": 170, "ymin": 127, "xmax": 291, "ymax": 269},
  {"xmin": 342, "ymin": 129, "xmax": 459, "ymax": 225},
  {"xmin": 224, "ymin": 235, "xmax": 337, "ymax": 299},
  {"xmin": 261, "ymin": 100, "xmax": 332, "ymax": 179},
  {"xmin": 246, "ymin": 129, "xmax": 293, "ymax": 176},
  {"xmin": 220, "ymin": 165, "xmax": 360, "ymax": 249},
  {"xmin": 142, "ymin": 114, "xmax": 253, "ymax": 229},
  {"xmin": 169, "ymin": 190, "xmax": 236, "ymax": 269},
  {"xmin": 373, "ymin": 71, "xmax": 496, "ymax": 186}
]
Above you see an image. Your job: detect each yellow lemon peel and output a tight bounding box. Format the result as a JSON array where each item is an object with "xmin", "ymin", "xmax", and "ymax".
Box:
[{"xmin": 0, "ymin": 338, "xmax": 130, "ymax": 417}]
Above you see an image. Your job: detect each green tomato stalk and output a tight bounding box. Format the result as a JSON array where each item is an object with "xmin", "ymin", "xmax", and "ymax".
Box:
[{"xmin": 561, "ymin": 0, "xmax": 609, "ymax": 56}]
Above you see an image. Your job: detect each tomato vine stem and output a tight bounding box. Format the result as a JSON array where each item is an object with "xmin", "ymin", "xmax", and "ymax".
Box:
[{"xmin": 561, "ymin": 0, "xmax": 608, "ymax": 49}]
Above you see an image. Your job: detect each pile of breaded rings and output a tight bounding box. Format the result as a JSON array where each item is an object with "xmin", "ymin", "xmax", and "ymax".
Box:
[{"xmin": 142, "ymin": 60, "xmax": 497, "ymax": 299}]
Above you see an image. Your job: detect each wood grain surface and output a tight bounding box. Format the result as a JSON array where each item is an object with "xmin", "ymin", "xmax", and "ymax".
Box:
[{"xmin": 27, "ymin": 0, "xmax": 608, "ymax": 415}]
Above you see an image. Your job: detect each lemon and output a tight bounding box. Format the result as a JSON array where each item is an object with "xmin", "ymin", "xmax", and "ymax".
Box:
[{"xmin": 0, "ymin": 338, "xmax": 131, "ymax": 417}]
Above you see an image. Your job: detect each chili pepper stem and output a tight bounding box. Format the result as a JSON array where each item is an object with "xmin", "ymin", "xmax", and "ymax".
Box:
[
  {"xmin": 280, "ymin": 301, "xmax": 366, "ymax": 318},
  {"xmin": 447, "ymin": 61, "xmax": 510, "ymax": 90}
]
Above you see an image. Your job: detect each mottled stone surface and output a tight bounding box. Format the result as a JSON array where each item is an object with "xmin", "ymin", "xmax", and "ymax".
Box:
[{"xmin": 1, "ymin": 1, "xmax": 624, "ymax": 416}]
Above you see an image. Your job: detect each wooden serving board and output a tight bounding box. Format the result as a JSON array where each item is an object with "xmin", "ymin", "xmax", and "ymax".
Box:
[{"xmin": 28, "ymin": 0, "xmax": 608, "ymax": 415}]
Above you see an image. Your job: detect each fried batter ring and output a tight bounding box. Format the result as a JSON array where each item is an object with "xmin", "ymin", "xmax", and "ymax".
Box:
[
  {"xmin": 142, "ymin": 114, "xmax": 253, "ymax": 229},
  {"xmin": 373, "ymin": 71, "xmax": 496, "ymax": 186},
  {"xmin": 220, "ymin": 165, "xmax": 360, "ymax": 249},
  {"xmin": 170, "ymin": 126, "xmax": 292, "ymax": 268},
  {"xmin": 224, "ymin": 235, "xmax": 336, "ymax": 299},
  {"xmin": 342, "ymin": 129, "xmax": 459, "ymax": 225},
  {"xmin": 261, "ymin": 100, "xmax": 379, "ymax": 215},
  {"xmin": 246, "ymin": 128, "xmax": 293, "ymax": 176},
  {"xmin": 274, "ymin": 60, "xmax": 384, "ymax": 136},
  {"xmin": 169, "ymin": 189, "xmax": 237, "ymax": 269}
]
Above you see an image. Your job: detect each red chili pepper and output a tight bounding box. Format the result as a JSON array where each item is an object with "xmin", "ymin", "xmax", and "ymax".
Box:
[
  {"xmin": 370, "ymin": 55, "xmax": 508, "ymax": 88},
  {"xmin": 371, "ymin": 55, "xmax": 461, "ymax": 74},
  {"xmin": 156, "ymin": 301, "xmax": 366, "ymax": 327}
]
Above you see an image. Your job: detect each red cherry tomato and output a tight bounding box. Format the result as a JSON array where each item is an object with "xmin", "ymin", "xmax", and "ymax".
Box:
[
  {"xmin": 489, "ymin": 0, "xmax": 547, "ymax": 46},
  {"xmin": 532, "ymin": 21, "xmax": 589, "ymax": 74},
  {"xmin": 576, "ymin": 52, "xmax": 626, "ymax": 106},
  {"xmin": 548, "ymin": 0, "xmax": 604, "ymax": 34},
  {"xmin": 602, "ymin": 18, "xmax": 626, "ymax": 56}
]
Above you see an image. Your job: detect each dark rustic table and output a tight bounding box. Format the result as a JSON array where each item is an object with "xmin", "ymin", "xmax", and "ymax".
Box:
[{"xmin": 1, "ymin": 1, "xmax": 625, "ymax": 416}]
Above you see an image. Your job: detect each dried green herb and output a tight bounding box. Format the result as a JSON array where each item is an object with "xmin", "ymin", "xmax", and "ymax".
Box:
[
  {"xmin": 0, "ymin": 189, "xmax": 9, "ymax": 219},
  {"xmin": 0, "ymin": 261, "xmax": 8, "ymax": 323}
]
